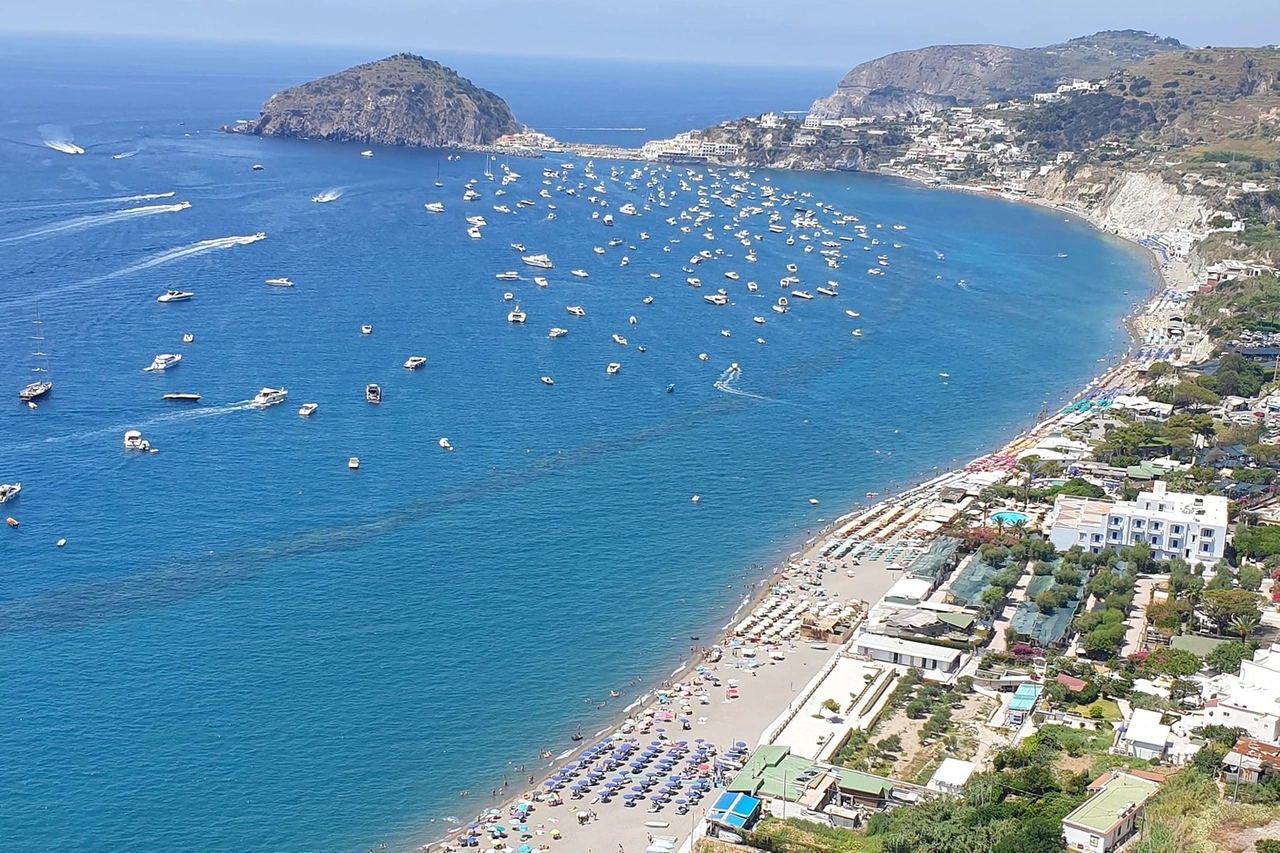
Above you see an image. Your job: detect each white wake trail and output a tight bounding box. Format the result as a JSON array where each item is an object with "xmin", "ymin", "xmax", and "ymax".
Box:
[
  {"xmin": 95, "ymin": 232, "xmax": 267, "ymax": 282},
  {"xmin": 0, "ymin": 201, "xmax": 192, "ymax": 245},
  {"xmin": 713, "ymin": 365, "xmax": 774, "ymax": 402},
  {"xmin": 2, "ymin": 401, "xmax": 257, "ymax": 455}
]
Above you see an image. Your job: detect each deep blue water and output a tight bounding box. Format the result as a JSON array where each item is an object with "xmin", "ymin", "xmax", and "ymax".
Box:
[{"xmin": 0, "ymin": 36, "xmax": 1149, "ymax": 853}]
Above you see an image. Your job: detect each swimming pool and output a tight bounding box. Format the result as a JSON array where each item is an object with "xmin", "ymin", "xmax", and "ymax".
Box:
[{"xmin": 992, "ymin": 511, "xmax": 1029, "ymax": 526}]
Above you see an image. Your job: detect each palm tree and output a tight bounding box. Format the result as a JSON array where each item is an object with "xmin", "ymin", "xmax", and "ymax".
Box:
[
  {"xmin": 1230, "ymin": 612, "xmax": 1260, "ymax": 643},
  {"xmin": 1017, "ymin": 455, "xmax": 1045, "ymax": 511}
]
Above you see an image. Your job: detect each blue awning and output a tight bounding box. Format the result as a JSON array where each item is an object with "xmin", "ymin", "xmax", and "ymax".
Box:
[{"xmin": 707, "ymin": 791, "xmax": 761, "ymax": 830}]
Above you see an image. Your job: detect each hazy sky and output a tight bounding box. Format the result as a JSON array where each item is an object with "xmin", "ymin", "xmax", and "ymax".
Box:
[{"xmin": 1, "ymin": 0, "xmax": 1273, "ymax": 68}]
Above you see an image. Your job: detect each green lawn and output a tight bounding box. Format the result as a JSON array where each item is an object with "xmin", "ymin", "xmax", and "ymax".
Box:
[
  {"xmin": 745, "ymin": 817, "xmax": 881, "ymax": 853},
  {"xmin": 1070, "ymin": 698, "xmax": 1123, "ymax": 722}
]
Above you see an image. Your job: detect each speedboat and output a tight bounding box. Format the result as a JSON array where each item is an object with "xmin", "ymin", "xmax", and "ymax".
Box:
[
  {"xmin": 122, "ymin": 430, "xmax": 151, "ymax": 451},
  {"xmin": 666, "ymin": 384, "xmax": 675, "ymax": 393},
  {"xmin": 365, "ymin": 383, "xmax": 381, "ymax": 404},
  {"xmin": 298, "ymin": 402, "xmax": 318, "ymax": 417},
  {"xmin": 724, "ymin": 271, "xmax": 739, "ymax": 281},
  {"xmin": 533, "ymin": 276, "xmax": 548, "ymax": 287},
  {"xmin": 404, "ymin": 356, "xmax": 427, "ymax": 370},
  {"xmin": 851, "ymin": 329, "xmax": 863, "ymax": 337},
  {"xmin": 143, "ymin": 353, "xmax": 182, "ymax": 372},
  {"xmin": 495, "ymin": 271, "xmax": 519, "ymax": 281},
  {"xmin": 424, "ymin": 202, "xmax": 445, "ymax": 213},
  {"xmin": 642, "ymin": 296, "xmax": 654, "ymax": 305},
  {"xmin": 503, "ymin": 292, "xmax": 514, "ymax": 301},
  {"xmin": 360, "ymin": 324, "xmax": 373, "ymax": 335},
  {"xmin": 566, "ymin": 306, "xmax": 585, "ymax": 317},
  {"xmin": 593, "ymin": 246, "xmax": 606, "ymax": 255},
  {"xmin": 753, "ymin": 316, "xmax": 765, "ymax": 324},
  {"xmin": 698, "ymin": 353, "xmax": 709, "ymax": 362},
  {"xmin": 510, "ymin": 243, "xmax": 527, "ymax": 252},
  {"xmin": 265, "ymin": 277, "xmax": 293, "ymax": 287},
  {"xmin": 438, "ymin": 437, "xmax": 453, "ymax": 451},
  {"xmin": 541, "ymin": 376, "xmax": 554, "ymax": 386},
  {"xmin": 161, "ymin": 392, "xmax": 201, "ymax": 402},
  {"xmin": 571, "ymin": 269, "xmax": 589, "ymax": 278},
  {"xmin": 703, "ymin": 293, "xmax": 727, "ymax": 306},
  {"xmin": 687, "ymin": 277, "xmax": 701, "ymax": 288},
  {"xmin": 816, "ymin": 287, "xmax": 837, "ymax": 297},
  {"xmin": 720, "ymin": 329, "xmax": 731, "ymax": 338},
  {"xmin": 467, "ymin": 226, "xmax": 483, "ymax": 239},
  {"xmin": 360, "ymin": 150, "xmax": 373, "ymax": 157},
  {"xmin": 845, "ymin": 309, "xmax": 860, "ymax": 318},
  {"xmin": 602, "ymin": 214, "xmax": 614, "ymax": 226},
  {"xmin": 792, "ymin": 290, "xmax": 813, "ymax": 300},
  {"xmin": 251, "ymin": 387, "xmax": 288, "ymax": 407},
  {"xmin": 548, "ymin": 327, "xmax": 568, "ymax": 338},
  {"xmin": 182, "ymin": 334, "xmax": 194, "ymax": 344},
  {"xmin": 157, "ymin": 290, "xmax": 193, "ymax": 303},
  {"xmin": 508, "ymin": 306, "xmax": 527, "ymax": 323},
  {"xmin": 606, "ymin": 362, "xmax": 621, "ymax": 375},
  {"xmin": 0, "ymin": 482, "xmax": 21, "ymax": 504},
  {"xmin": 522, "ymin": 253, "xmax": 553, "ymax": 269},
  {"xmin": 612, "ymin": 334, "xmax": 628, "ymax": 346}
]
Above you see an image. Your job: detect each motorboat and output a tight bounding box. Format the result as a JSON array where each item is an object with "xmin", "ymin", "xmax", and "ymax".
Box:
[
  {"xmin": 666, "ymin": 384, "xmax": 675, "ymax": 393},
  {"xmin": 522, "ymin": 253, "xmax": 553, "ymax": 269},
  {"xmin": 495, "ymin": 271, "xmax": 519, "ymax": 281},
  {"xmin": 566, "ymin": 306, "xmax": 585, "ymax": 317},
  {"xmin": 161, "ymin": 392, "xmax": 201, "ymax": 402},
  {"xmin": 424, "ymin": 202, "xmax": 445, "ymax": 213},
  {"xmin": 312, "ymin": 191, "xmax": 340, "ymax": 203},
  {"xmin": 298, "ymin": 402, "xmax": 318, "ymax": 417},
  {"xmin": 510, "ymin": 243, "xmax": 527, "ymax": 252},
  {"xmin": 720, "ymin": 329, "xmax": 731, "ymax": 338},
  {"xmin": 533, "ymin": 276, "xmax": 549, "ymax": 287},
  {"xmin": 503, "ymin": 292, "xmax": 514, "ymax": 301},
  {"xmin": 438, "ymin": 437, "xmax": 453, "ymax": 451},
  {"xmin": 867, "ymin": 268, "xmax": 883, "ymax": 276},
  {"xmin": 792, "ymin": 290, "xmax": 813, "ymax": 300},
  {"xmin": 845, "ymin": 310, "xmax": 861, "ymax": 318},
  {"xmin": 612, "ymin": 333, "xmax": 628, "ymax": 346},
  {"xmin": 939, "ymin": 372, "xmax": 950, "ymax": 378},
  {"xmin": 747, "ymin": 281, "xmax": 759, "ymax": 292},
  {"xmin": 360, "ymin": 150, "xmax": 373, "ymax": 157},
  {"xmin": 686, "ymin": 277, "xmax": 701, "ymax": 288},
  {"xmin": 348, "ymin": 456, "xmax": 360, "ymax": 470},
  {"xmin": 265, "ymin": 277, "xmax": 294, "ymax": 287},
  {"xmin": 753, "ymin": 316, "xmax": 765, "ymax": 324},
  {"xmin": 122, "ymin": 430, "xmax": 151, "ymax": 451},
  {"xmin": 404, "ymin": 356, "xmax": 427, "ymax": 370},
  {"xmin": 893, "ymin": 224, "xmax": 906, "ymax": 231},
  {"xmin": 467, "ymin": 226, "xmax": 483, "ymax": 239},
  {"xmin": 851, "ymin": 329, "xmax": 863, "ymax": 337},
  {"xmin": 642, "ymin": 296, "xmax": 654, "ymax": 305},
  {"xmin": 360, "ymin": 324, "xmax": 373, "ymax": 335},
  {"xmin": 724, "ymin": 271, "xmax": 739, "ymax": 281},
  {"xmin": 593, "ymin": 246, "xmax": 606, "ymax": 255},
  {"xmin": 365, "ymin": 383, "xmax": 381, "ymax": 404},
  {"xmin": 602, "ymin": 214, "xmax": 614, "ymax": 226},
  {"xmin": 252, "ymin": 164, "xmax": 264, "ymax": 171},
  {"xmin": 182, "ymin": 334, "xmax": 194, "ymax": 344},
  {"xmin": 548, "ymin": 327, "xmax": 568, "ymax": 338},
  {"xmin": 157, "ymin": 290, "xmax": 193, "ymax": 303},
  {"xmin": 698, "ymin": 353, "xmax": 709, "ymax": 362},
  {"xmin": 0, "ymin": 482, "xmax": 21, "ymax": 504},
  {"xmin": 703, "ymin": 293, "xmax": 727, "ymax": 306},
  {"xmin": 816, "ymin": 287, "xmax": 837, "ymax": 297},
  {"xmin": 143, "ymin": 353, "xmax": 182, "ymax": 372},
  {"xmin": 508, "ymin": 306, "xmax": 527, "ymax": 323},
  {"xmin": 757, "ymin": 337, "xmax": 766, "ymax": 345},
  {"xmin": 251, "ymin": 387, "xmax": 288, "ymax": 407},
  {"xmin": 541, "ymin": 376, "xmax": 554, "ymax": 386},
  {"xmin": 606, "ymin": 362, "xmax": 621, "ymax": 375},
  {"xmin": 570, "ymin": 269, "xmax": 589, "ymax": 278},
  {"xmin": 629, "ymin": 315, "xmax": 637, "ymax": 325}
]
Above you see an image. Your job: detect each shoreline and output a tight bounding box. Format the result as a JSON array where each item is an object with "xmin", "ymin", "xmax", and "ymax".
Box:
[{"xmin": 409, "ymin": 158, "xmax": 1183, "ymax": 853}]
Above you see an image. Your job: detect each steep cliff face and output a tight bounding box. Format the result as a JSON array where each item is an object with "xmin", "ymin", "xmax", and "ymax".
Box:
[
  {"xmin": 812, "ymin": 30, "xmax": 1185, "ymax": 119},
  {"xmin": 1031, "ymin": 167, "xmax": 1207, "ymax": 240},
  {"xmin": 231, "ymin": 54, "xmax": 521, "ymax": 148}
]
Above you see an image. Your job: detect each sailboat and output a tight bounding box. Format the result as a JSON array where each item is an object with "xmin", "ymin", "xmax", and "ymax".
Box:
[
  {"xmin": 435, "ymin": 160, "xmax": 443, "ymax": 188},
  {"xmin": 483, "ymin": 156, "xmax": 494, "ymax": 182},
  {"xmin": 18, "ymin": 309, "xmax": 53, "ymax": 403}
]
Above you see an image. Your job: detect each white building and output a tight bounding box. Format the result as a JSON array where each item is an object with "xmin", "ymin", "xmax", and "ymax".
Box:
[
  {"xmin": 1117, "ymin": 708, "xmax": 1171, "ymax": 761},
  {"xmin": 1062, "ymin": 771, "xmax": 1160, "ymax": 853},
  {"xmin": 1047, "ymin": 482, "xmax": 1229, "ymax": 565},
  {"xmin": 852, "ymin": 633, "xmax": 962, "ymax": 675},
  {"xmin": 1203, "ymin": 642, "xmax": 1280, "ymax": 744},
  {"xmin": 926, "ymin": 758, "xmax": 976, "ymax": 795}
]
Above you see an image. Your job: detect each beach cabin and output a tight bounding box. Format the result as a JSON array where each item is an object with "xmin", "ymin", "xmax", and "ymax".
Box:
[
  {"xmin": 926, "ymin": 758, "xmax": 977, "ymax": 796},
  {"xmin": 1117, "ymin": 709, "xmax": 1171, "ymax": 761},
  {"xmin": 1061, "ymin": 771, "xmax": 1160, "ymax": 853},
  {"xmin": 1007, "ymin": 683, "xmax": 1041, "ymax": 727},
  {"xmin": 852, "ymin": 634, "xmax": 962, "ymax": 676},
  {"xmin": 706, "ymin": 791, "xmax": 762, "ymax": 838}
]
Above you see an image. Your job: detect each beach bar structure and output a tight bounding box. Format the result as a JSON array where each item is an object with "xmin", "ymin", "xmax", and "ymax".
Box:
[
  {"xmin": 1006, "ymin": 683, "xmax": 1041, "ymax": 727},
  {"xmin": 852, "ymin": 634, "xmax": 962, "ymax": 676},
  {"xmin": 1061, "ymin": 771, "xmax": 1160, "ymax": 853},
  {"xmin": 725, "ymin": 745, "xmax": 894, "ymax": 821}
]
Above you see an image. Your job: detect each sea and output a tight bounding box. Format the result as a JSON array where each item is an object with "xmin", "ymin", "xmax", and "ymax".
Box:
[{"xmin": 0, "ymin": 35, "xmax": 1153, "ymax": 853}]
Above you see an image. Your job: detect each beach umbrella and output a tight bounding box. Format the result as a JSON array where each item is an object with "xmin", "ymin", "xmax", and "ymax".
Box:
[{"xmin": 519, "ymin": 846, "xmax": 532, "ymax": 853}]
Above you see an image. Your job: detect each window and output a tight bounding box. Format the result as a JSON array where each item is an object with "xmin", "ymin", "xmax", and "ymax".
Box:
[
  {"xmin": 1092, "ymin": 534, "xmax": 1102, "ymax": 543},
  {"xmin": 1110, "ymin": 531, "xmax": 1122, "ymax": 541},
  {"xmin": 1133, "ymin": 519, "xmax": 1145, "ymax": 529},
  {"xmin": 1111, "ymin": 516, "xmax": 1123, "ymax": 526},
  {"xmin": 1201, "ymin": 543, "xmax": 1212, "ymax": 553},
  {"xmin": 1152, "ymin": 521, "xmax": 1163, "ymax": 531},
  {"xmin": 1079, "ymin": 532, "xmax": 1087, "ymax": 541},
  {"xmin": 1159, "ymin": 503, "xmax": 1166, "ymax": 512},
  {"xmin": 1172, "ymin": 524, "xmax": 1183, "ymax": 534},
  {"xmin": 1151, "ymin": 535, "xmax": 1161, "ymax": 546},
  {"xmin": 1201, "ymin": 528, "xmax": 1214, "ymax": 539},
  {"xmin": 1171, "ymin": 539, "xmax": 1181, "ymax": 550}
]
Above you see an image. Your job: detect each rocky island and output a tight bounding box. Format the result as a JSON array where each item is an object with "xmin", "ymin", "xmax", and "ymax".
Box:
[{"xmin": 226, "ymin": 53, "xmax": 521, "ymax": 149}]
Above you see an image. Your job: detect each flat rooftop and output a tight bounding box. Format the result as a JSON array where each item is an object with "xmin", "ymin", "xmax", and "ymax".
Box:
[{"xmin": 1064, "ymin": 772, "xmax": 1159, "ymax": 833}]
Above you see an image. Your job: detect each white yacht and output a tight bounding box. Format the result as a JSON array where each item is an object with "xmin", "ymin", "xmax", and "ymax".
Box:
[
  {"xmin": 851, "ymin": 329, "xmax": 863, "ymax": 337},
  {"xmin": 867, "ymin": 268, "xmax": 883, "ymax": 276},
  {"xmin": 467, "ymin": 226, "xmax": 483, "ymax": 239},
  {"xmin": 845, "ymin": 310, "xmax": 861, "ymax": 319},
  {"xmin": 703, "ymin": 293, "xmax": 728, "ymax": 306},
  {"xmin": 404, "ymin": 356, "xmax": 427, "ymax": 370},
  {"xmin": 522, "ymin": 254, "xmax": 553, "ymax": 269},
  {"xmin": 720, "ymin": 329, "xmax": 731, "ymax": 338},
  {"xmin": 251, "ymin": 387, "xmax": 288, "ymax": 408},
  {"xmin": 122, "ymin": 430, "xmax": 151, "ymax": 451},
  {"xmin": 642, "ymin": 296, "xmax": 654, "ymax": 305},
  {"xmin": 157, "ymin": 290, "xmax": 193, "ymax": 303},
  {"xmin": 298, "ymin": 402, "xmax": 318, "ymax": 417},
  {"xmin": 724, "ymin": 271, "xmax": 739, "ymax": 281},
  {"xmin": 570, "ymin": 269, "xmax": 589, "ymax": 279},
  {"xmin": 686, "ymin": 277, "xmax": 701, "ymax": 288},
  {"xmin": 365, "ymin": 383, "xmax": 381, "ymax": 404},
  {"xmin": 593, "ymin": 246, "xmax": 606, "ymax": 255},
  {"xmin": 612, "ymin": 334, "xmax": 628, "ymax": 346},
  {"xmin": 605, "ymin": 362, "xmax": 621, "ymax": 375},
  {"xmin": 265, "ymin": 277, "xmax": 293, "ymax": 287},
  {"xmin": 548, "ymin": 327, "xmax": 568, "ymax": 338},
  {"xmin": 360, "ymin": 324, "xmax": 373, "ymax": 335},
  {"xmin": 348, "ymin": 456, "xmax": 360, "ymax": 470},
  {"xmin": 360, "ymin": 150, "xmax": 373, "ymax": 157},
  {"xmin": 182, "ymin": 334, "xmax": 194, "ymax": 344},
  {"xmin": 541, "ymin": 376, "xmax": 554, "ymax": 386},
  {"xmin": 602, "ymin": 214, "xmax": 614, "ymax": 227},
  {"xmin": 0, "ymin": 482, "xmax": 19, "ymax": 504},
  {"xmin": 424, "ymin": 202, "xmax": 445, "ymax": 213},
  {"xmin": 747, "ymin": 282, "xmax": 759, "ymax": 292},
  {"xmin": 510, "ymin": 243, "xmax": 526, "ymax": 252},
  {"xmin": 792, "ymin": 290, "xmax": 813, "ymax": 300},
  {"xmin": 753, "ymin": 316, "xmax": 766, "ymax": 324},
  {"xmin": 161, "ymin": 392, "xmax": 201, "ymax": 402},
  {"xmin": 508, "ymin": 306, "xmax": 527, "ymax": 323},
  {"xmin": 495, "ymin": 271, "xmax": 520, "ymax": 281},
  {"xmin": 566, "ymin": 305, "xmax": 585, "ymax": 317},
  {"xmin": 698, "ymin": 353, "xmax": 709, "ymax": 362},
  {"xmin": 533, "ymin": 276, "xmax": 549, "ymax": 288},
  {"xmin": 143, "ymin": 353, "xmax": 182, "ymax": 372},
  {"xmin": 438, "ymin": 437, "xmax": 453, "ymax": 451}
]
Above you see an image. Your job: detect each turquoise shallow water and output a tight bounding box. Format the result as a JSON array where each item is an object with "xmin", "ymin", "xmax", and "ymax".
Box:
[{"xmin": 0, "ymin": 37, "xmax": 1150, "ymax": 853}]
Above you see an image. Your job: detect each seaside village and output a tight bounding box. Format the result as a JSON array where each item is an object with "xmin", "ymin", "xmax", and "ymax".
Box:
[{"xmin": 438, "ymin": 216, "xmax": 1280, "ymax": 853}]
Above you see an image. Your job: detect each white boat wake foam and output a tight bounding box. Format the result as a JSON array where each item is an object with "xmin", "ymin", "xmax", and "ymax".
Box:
[
  {"xmin": 0, "ymin": 201, "xmax": 192, "ymax": 245},
  {"xmin": 44, "ymin": 140, "xmax": 85, "ymax": 155},
  {"xmin": 312, "ymin": 189, "xmax": 342, "ymax": 203},
  {"xmin": 1, "ymin": 401, "xmax": 256, "ymax": 455},
  {"xmin": 713, "ymin": 366, "xmax": 774, "ymax": 402},
  {"xmin": 95, "ymin": 232, "xmax": 266, "ymax": 282}
]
